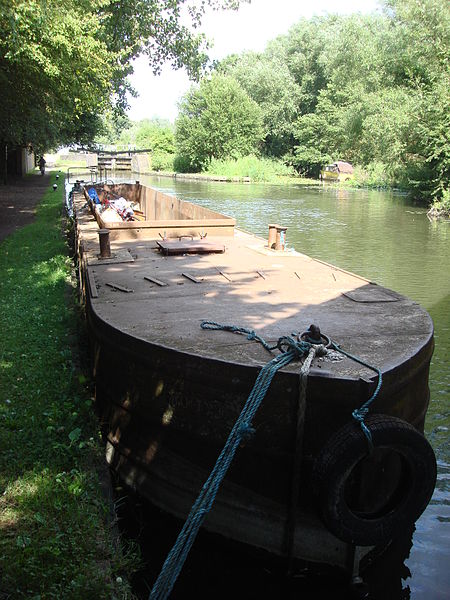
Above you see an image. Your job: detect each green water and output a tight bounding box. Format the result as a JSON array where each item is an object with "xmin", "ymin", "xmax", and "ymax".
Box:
[{"xmin": 134, "ymin": 175, "xmax": 449, "ymax": 597}]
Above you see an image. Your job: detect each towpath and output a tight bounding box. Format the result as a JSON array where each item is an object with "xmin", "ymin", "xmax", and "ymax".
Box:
[{"xmin": 0, "ymin": 173, "xmax": 50, "ymax": 242}]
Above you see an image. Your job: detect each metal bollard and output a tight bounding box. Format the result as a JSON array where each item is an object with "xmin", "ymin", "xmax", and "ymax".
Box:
[
  {"xmin": 275, "ymin": 226, "xmax": 288, "ymax": 251},
  {"xmin": 268, "ymin": 224, "xmax": 278, "ymax": 249},
  {"xmin": 98, "ymin": 229, "xmax": 112, "ymax": 258}
]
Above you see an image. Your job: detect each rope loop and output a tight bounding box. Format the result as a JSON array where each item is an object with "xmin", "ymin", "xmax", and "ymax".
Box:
[{"xmin": 276, "ymin": 335, "xmax": 308, "ymax": 355}]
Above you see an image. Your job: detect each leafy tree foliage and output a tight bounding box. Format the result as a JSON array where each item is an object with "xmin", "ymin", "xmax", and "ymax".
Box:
[
  {"xmin": 383, "ymin": 0, "xmax": 450, "ymax": 198},
  {"xmin": 211, "ymin": 0, "xmax": 449, "ymax": 200},
  {"xmin": 116, "ymin": 118, "xmax": 176, "ymax": 171},
  {"xmin": 0, "ymin": 0, "xmax": 112, "ymax": 153},
  {"xmin": 219, "ymin": 52, "xmax": 301, "ymax": 157},
  {"xmin": 118, "ymin": 119, "xmax": 175, "ymax": 153},
  {"xmin": 175, "ymin": 73, "xmax": 263, "ymax": 171},
  {"xmin": 0, "ymin": 0, "xmax": 245, "ymax": 180}
]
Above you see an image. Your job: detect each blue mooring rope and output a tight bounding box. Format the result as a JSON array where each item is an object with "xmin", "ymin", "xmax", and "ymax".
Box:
[
  {"xmin": 148, "ymin": 322, "xmax": 382, "ymax": 599},
  {"xmin": 330, "ymin": 341, "xmax": 382, "ymax": 451},
  {"xmin": 149, "ymin": 322, "xmax": 312, "ymax": 600},
  {"xmin": 199, "ymin": 320, "xmax": 279, "ymax": 352}
]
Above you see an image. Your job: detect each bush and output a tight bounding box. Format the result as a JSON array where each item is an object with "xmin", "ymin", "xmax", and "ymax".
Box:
[
  {"xmin": 151, "ymin": 151, "xmax": 175, "ymax": 172},
  {"xmin": 205, "ymin": 155, "xmax": 294, "ymax": 182},
  {"xmin": 173, "ymin": 154, "xmax": 199, "ymax": 173},
  {"xmin": 350, "ymin": 162, "xmax": 392, "ymax": 188},
  {"xmin": 428, "ymin": 188, "xmax": 450, "ymax": 218}
]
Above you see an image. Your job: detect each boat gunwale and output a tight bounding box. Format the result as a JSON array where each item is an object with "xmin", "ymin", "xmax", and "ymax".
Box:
[{"xmin": 85, "ymin": 287, "xmax": 434, "ymax": 399}]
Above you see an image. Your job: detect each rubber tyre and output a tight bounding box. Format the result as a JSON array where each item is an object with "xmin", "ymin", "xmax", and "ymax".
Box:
[{"xmin": 313, "ymin": 414, "xmax": 437, "ymax": 546}]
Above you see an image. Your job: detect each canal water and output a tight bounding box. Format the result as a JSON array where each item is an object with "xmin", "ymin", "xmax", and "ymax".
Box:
[{"xmin": 119, "ymin": 175, "xmax": 449, "ymax": 599}]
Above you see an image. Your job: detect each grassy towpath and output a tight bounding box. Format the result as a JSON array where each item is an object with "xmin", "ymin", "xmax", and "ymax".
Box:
[{"xmin": 0, "ymin": 176, "xmax": 138, "ymax": 599}]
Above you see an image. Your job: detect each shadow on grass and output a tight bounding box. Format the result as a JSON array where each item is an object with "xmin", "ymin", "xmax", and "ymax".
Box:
[{"xmin": 0, "ymin": 180, "xmax": 138, "ymax": 599}]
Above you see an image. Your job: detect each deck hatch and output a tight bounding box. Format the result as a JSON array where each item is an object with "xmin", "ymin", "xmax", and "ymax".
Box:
[{"xmin": 157, "ymin": 240, "xmax": 225, "ymax": 255}]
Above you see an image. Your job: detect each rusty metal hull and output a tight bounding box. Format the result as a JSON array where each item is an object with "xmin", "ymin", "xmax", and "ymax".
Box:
[{"xmin": 74, "ymin": 183, "xmax": 434, "ymax": 570}]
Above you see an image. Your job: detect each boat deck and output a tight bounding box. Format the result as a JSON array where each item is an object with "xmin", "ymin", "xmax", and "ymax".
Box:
[{"xmin": 74, "ymin": 190, "xmax": 432, "ymax": 383}]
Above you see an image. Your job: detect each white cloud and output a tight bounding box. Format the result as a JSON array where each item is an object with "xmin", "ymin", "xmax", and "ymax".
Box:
[{"xmin": 126, "ymin": 0, "xmax": 381, "ymax": 122}]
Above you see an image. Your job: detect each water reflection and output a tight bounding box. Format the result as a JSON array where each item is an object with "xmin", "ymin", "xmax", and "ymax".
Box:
[{"xmin": 123, "ymin": 174, "xmax": 449, "ymax": 599}]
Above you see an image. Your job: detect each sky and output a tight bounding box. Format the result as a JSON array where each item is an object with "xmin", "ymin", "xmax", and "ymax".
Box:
[{"xmin": 126, "ymin": 0, "xmax": 381, "ymax": 123}]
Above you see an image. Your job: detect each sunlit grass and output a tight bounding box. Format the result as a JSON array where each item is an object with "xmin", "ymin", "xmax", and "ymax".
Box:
[
  {"xmin": 170, "ymin": 154, "xmax": 317, "ymax": 184},
  {"xmin": 0, "ymin": 176, "xmax": 138, "ymax": 599},
  {"xmin": 205, "ymin": 155, "xmax": 298, "ymax": 182}
]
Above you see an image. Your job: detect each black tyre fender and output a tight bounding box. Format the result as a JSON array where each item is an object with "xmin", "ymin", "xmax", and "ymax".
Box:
[{"xmin": 313, "ymin": 414, "xmax": 437, "ymax": 546}]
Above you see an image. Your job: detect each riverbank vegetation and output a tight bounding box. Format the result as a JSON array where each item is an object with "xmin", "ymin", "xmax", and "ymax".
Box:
[
  {"xmin": 99, "ymin": 0, "xmax": 449, "ymax": 211},
  {"xmin": 0, "ymin": 178, "xmax": 138, "ymax": 598},
  {"xmin": 204, "ymin": 156, "xmax": 295, "ymax": 182},
  {"xmin": 181, "ymin": 0, "xmax": 448, "ymax": 209},
  {"xmin": 426, "ymin": 189, "xmax": 450, "ymax": 219}
]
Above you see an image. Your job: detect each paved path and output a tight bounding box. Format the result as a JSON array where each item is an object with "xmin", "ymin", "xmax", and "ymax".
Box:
[{"xmin": 0, "ymin": 174, "xmax": 50, "ymax": 243}]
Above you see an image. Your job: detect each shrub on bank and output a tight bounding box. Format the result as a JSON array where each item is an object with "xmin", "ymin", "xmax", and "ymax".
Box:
[
  {"xmin": 349, "ymin": 162, "xmax": 392, "ymax": 189},
  {"xmin": 428, "ymin": 188, "xmax": 450, "ymax": 218},
  {"xmin": 151, "ymin": 150, "xmax": 175, "ymax": 172},
  {"xmin": 204, "ymin": 155, "xmax": 295, "ymax": 182}
]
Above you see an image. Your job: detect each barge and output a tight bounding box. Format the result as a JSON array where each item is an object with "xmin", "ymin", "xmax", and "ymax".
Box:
[{"xmin": 73, "ymin": 181, "xmax": 436, "ymax": 579}]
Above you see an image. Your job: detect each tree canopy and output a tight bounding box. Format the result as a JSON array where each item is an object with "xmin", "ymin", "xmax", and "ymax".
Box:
[
  {"xmin": 212, "ymin": 0, "xmax": 449, "ymax": 200},
  {"xmin": 0, "ymin": 0, "xmax": 245, "ymax": 177},
  {"xmin": 175, "ymin": 73, "xmax": 264, "ymax": 171},
  {"xmin": 218, "ymin": 52, "xmax": 301, "ymax": 157}
]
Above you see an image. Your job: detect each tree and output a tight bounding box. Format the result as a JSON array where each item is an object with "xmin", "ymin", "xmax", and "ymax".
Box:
[
  {"xmin": 219, "ymin": 52, "xmax": 301, "ymax": 157},
  {"xmin": 0, "ymin": 0, "xmax": 246, "ymax": 181},
  {"xmin": 118, "ymin": 119, "xmax": 175, "ymax": 153},
  {"xmin": 115, "ymin": 118, "xmax": 176, "ymax": 171},
  {"xmin": 175, "ymin": 73, "xmax": 264, "ymax": 171},
  {"xmin": 279, "ymin": 16, "xmax": 339, "ymax": 115},
  {"xmin": 288, "ymin": 14, "xmax": 390, "ymax": 175},
  {"xmin": 0, "ymin": 0, "xmax": 113, "ymax": 181},
  {"xmin": 383, "ymin": 0, "xmax": 450, "ymax": 198}
]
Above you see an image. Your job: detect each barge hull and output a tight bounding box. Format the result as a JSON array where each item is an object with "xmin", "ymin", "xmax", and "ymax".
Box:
[{"xmin": 73, "ymin": 182, "xmax": 436, "ymax": 571}]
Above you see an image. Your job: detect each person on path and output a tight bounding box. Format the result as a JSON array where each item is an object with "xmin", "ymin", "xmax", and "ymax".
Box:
[{"xmin": 38, "ymin": 156, "xmax": 46, "ymax": 175}]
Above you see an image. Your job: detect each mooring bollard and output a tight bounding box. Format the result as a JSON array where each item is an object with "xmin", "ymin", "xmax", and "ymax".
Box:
[
  {"xmin": 275, "ymin": 226, "xmax": 288, "ymax": 251},
  {"xmin": 268, "ymin": 224, "xmax": 278, "ymax": 249},
  {"xmin": 98, "ymin": 229, "xmax": 112, "ymax": 259}
]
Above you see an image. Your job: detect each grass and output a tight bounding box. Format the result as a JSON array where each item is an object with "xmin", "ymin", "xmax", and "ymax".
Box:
[
  {"xmin": 168, "ymin": 154, "xmax": 317, "ymax": 185},
  {"xmin": 0, "ymin": 176, "xmax": 138, "ymax": 599},
  {"xmin": 204, "ymin": 155, "xmax": 296, "ymax": 182}
]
